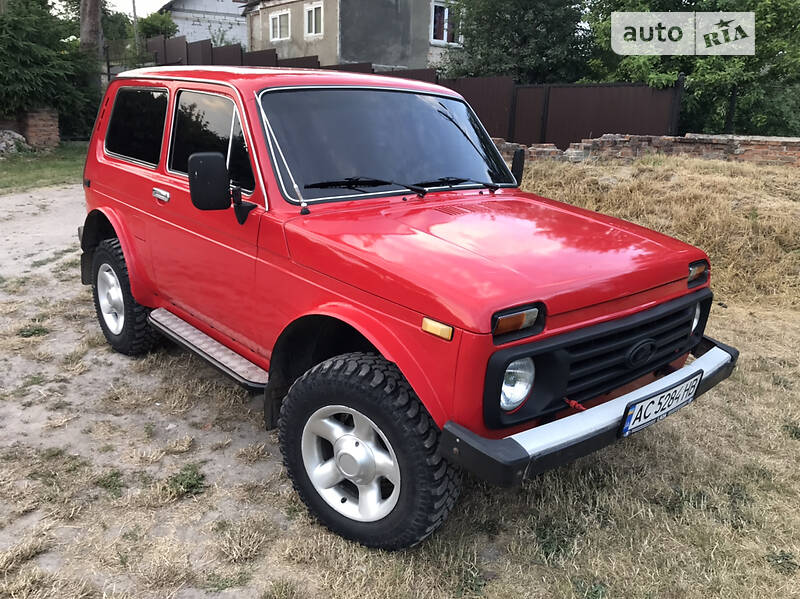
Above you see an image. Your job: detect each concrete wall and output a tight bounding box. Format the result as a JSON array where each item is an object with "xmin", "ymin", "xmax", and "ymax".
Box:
[
  {"xmin": 248, "ymin": 0, "xmax": 338, "ymax": 65},
  {"xmin": 165, "ymin": 0, "xmax": 248, "ymax": 47},
  {"xmin": 339, "ymin": 0, "xmax": 431, "ymax": 69},
  {"xmin": 247, "ymin": 0, "xmax": 449, "ymax": 69}
]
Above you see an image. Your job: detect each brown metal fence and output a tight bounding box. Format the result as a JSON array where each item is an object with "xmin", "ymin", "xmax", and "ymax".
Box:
[
  {"xmin": 512, "ymin": 82, "xmax": 682, "ymax": 149},
  {"xmin": 139, "ymin": 35, "xmax": 683, "ymax": 149}
]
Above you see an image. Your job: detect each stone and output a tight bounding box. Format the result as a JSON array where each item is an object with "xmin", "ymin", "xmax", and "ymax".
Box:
[{"xmin": 0, "ymin": 129, "xmax": 31, "ymax": 155}]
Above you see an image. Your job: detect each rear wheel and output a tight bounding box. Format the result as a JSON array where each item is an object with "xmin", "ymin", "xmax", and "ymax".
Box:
[
  {"xmin": 91, "ymin": 238, "xmax": 158, "ymax": 355},
  {"xmin": 279, "ymin": 352, "xmax": 461, "ymax": 550}
]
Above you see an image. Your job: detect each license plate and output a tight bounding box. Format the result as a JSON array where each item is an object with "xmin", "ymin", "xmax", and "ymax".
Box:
[{"xmin": 620, "ymin": 371, "xmax": 703, "ymax": 437}]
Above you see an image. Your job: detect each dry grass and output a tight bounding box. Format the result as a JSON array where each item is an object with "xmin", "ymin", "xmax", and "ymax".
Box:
[
  {"xmin": 0, "ymin": 527, "xmax": 53, "ymax": 576},
  {"xmin": 133, "ymin": 539, "xmax": 195, "ymax": 591},
  {"xmin": 0, "ymin": 566, "xmax": 95, "ymax": 599},
  {"xmin": 522, "ymin": 156, "xmax": 800, "ymax": 307},
  {"xmin": 237, "ymin": 442, "xmax": 271, "ymax": 463},
  {"xmin": 217, "ymin": 515, "xmax": 275, "ymax": 563},
  {"xmin": 0, "ymin": 157, "xmax": 797, "ymax": 598}
]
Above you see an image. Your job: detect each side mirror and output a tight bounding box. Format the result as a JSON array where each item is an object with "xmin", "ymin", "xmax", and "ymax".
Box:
[
  {"xmin": 511, "ymin": 148, "xmax": 525, "ymax": 185},
  {"xmin": 188, "ymin": 152, "xmax": 231, "ymax": 211}
]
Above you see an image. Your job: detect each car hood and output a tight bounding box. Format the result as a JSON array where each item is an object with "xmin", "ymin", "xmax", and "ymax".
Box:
[{"xmin": 283, "ymin": 192, "xmax": 706, "ymax": 333}]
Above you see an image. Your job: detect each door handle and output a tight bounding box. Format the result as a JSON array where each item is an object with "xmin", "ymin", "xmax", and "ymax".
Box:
[{"xmin": 152, "ymin": 188, "xmax": 170, "ymax": 203}]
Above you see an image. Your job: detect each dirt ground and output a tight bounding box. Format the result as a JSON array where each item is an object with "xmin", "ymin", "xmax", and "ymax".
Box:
[{"xmin": 0, "ymin": 163, "xmax": 798, "ymax": 598}]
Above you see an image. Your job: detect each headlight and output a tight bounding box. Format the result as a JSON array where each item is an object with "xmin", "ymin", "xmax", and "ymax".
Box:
[
  {"xmin": 691, "ymin": 303, "xmax": 702, "ymax": 334},
  {"xmin": 500, "ymin": 358, "xmax": 535, "ymax": 411}
]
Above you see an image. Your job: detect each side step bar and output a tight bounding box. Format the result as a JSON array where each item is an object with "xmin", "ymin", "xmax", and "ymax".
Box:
[{"xmin": 148, "ymin": 308, "xmax": 268, "ymax": 392}]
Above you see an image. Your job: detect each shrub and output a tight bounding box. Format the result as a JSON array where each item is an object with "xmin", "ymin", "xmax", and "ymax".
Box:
[{"xmin": 0, "ymin": 0, "xmax": 101, "ymax": 138}]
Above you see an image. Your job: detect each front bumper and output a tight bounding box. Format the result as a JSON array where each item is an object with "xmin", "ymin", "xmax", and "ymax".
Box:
[{"xmin": 438, "ymin": 336, "xmax": 739, "ymax": 487}]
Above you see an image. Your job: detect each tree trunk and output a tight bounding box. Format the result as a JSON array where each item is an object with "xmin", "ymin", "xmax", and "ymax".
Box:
[
  {"xmin": 80, "ymin": 0, "xmax": 104, "ymax": 88},
  {"xmin": 724, "ymin": 86, "xmax": 737, "ymax": 134},
  {"xmin": 79, "ymin": 0, "xmax": 104, "ymax": 59}
]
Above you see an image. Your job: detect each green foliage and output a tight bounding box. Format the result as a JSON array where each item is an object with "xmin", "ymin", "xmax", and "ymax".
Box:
[
  {"xmin": 103, "ymin": 10, "xmax": 132, "ymax": 41},
  {"xmin": 446, "ymin": 0, "xmax": 800, "ymax": 135},
  {"xmin": 0, "ymin": 0, "xmax": 101, "ymax": 137},
  {"xmin": 167, "ymin": 463, "xmax": 206, "ymax": 498},
  {"xmin": 440, "ymin": 0, "xmax": 590, "ymax": 83},
  {"xmin": 583, "ymin": 0, "xmax": 800, "ymax": 135},
  {"xmin": 138, "ymin": 11, "xmax": 178, "ymax": 39},
  {"xmin": 95, "ymin": 469, "xmax": 126, "ymax": 498}
]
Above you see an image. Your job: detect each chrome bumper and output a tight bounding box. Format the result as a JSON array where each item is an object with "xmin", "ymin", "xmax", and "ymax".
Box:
[{"xmin": 438, "ymin": 336, "xmax": 739, "ymax": 486}]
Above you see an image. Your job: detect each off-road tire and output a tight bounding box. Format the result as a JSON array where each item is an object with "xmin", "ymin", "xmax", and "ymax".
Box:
[
  {"xmin": 279, "ymin": 352, "xmax": 461, "ymax": 550},
  {"xmin": 91, "ymin": 238, "xmax": 158, "ymax": 355}
]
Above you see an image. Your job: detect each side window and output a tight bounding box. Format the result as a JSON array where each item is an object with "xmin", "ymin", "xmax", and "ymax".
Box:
[
  {"xmin": 106, "ymin": 88, "xmax": 168, "ymax": 166},
  {"xmin": 170, "ymin": 90, "xmax": 256, "ymax": 192}
]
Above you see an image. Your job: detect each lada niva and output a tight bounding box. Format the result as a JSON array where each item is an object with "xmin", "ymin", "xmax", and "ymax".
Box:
[{"xmin": 80, "ymin": 66, "xmax": 739, "ymax": 549}]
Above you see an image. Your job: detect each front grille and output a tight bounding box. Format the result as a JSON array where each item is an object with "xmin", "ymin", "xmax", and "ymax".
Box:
[
  {"xmin": 483, "ymin": 288, "xmax": 713, "ymax": 430},
  {"xmin": 563, "ymin": 302, "xmax": 696, "ymax": 402}
]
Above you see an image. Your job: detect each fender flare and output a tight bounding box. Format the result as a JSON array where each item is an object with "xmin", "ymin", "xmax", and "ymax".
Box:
[
  {"xmin": 297, "ymin": 302, "xmax": 449, "ymax": 427},
  {"xmin": 81, "ymin": 207, "xmax": 154, "ymax": 305}
]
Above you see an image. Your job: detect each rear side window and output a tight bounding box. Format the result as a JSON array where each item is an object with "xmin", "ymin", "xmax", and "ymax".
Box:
[
  {"xmin": 169, "ymin": 90, "xmax": 256, "ymax": 191},
  {"xmin": 105, "ymin": 87, "xmax": 168, "ymax": 166}
]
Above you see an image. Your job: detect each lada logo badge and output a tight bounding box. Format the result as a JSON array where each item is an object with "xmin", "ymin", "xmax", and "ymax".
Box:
[{"xmin": 626, "ymin": 338, "xmax": 657, "ymax": 368}]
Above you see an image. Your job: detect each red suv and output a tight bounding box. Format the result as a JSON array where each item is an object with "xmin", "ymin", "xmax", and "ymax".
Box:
[{"xmin": 80, "ymin": 66, "xmax": 738, "ymax": 549}]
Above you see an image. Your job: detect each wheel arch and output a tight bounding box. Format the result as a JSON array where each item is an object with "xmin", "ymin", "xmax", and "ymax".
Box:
[
  {"xmin": 266, "ymin": 307, "xmax": 448, "ymax": 428},
  {"xmin": 80, "ymin": 208, "xmax": 152, "ymax": 303}
]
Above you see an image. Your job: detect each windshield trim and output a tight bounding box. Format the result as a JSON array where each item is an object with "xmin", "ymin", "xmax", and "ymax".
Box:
[{"xmin": 255, "ymin": 85, "xmax": 518, "ymax": 206}]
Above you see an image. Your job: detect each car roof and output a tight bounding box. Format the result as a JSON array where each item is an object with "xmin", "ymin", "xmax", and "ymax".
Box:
[{"xmin": 116, "ymin": 66, "xmax": 460, "ymax": 99}]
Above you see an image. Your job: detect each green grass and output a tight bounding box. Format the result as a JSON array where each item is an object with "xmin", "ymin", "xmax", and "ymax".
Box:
[
  {"xmin": 94, "ymin": 469, "xmax": 125, "ymax": 498},
  {"xmin": 16, "ymin": 324, "xmax": 49, "ymax": 338},
  {"xmin": 167, "ymin": 463, "xmax": 206, "ymax": 498},
  {"xmin": 0, "ymin": 142, "xmax": 87, "ymax": 194}
]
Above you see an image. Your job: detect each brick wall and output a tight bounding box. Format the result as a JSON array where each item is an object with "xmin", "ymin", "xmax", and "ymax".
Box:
[
  {"xmin": 1, "ymin": 109, "xmax": 59, "ymax": 149},
  {"xmin": 20, "ymin": 109, "xmax": 60, "ymax": 149},
  {"xmin": 0, "ymin": 117, "xmax": 21, "ymax": 132},
  {"xmin": 494, "ymin": 134, "xmax": 800, "ymax": 167}
]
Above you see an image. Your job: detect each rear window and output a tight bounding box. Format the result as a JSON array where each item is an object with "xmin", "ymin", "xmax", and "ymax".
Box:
[
  {"xmin": 169, "ymin": 90, "xmax": 256, "ymax": 191},
  {"xmin": 105, "ymin": 87, "xmax": 168, "ymax": 166}
]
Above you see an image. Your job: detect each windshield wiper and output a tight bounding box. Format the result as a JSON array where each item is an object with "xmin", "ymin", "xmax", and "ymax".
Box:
[
  {"xmin": 414, "ymin": 176, "xmax": 500, "ymax": 193},
  {"xmin": 305, "ymin": 177, "xmax": 427, "ymax": 197}
]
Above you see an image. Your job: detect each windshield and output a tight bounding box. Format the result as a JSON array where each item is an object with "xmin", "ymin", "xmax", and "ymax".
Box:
[{"xmin": 259, "ymin": 88, "xmax": 515, "ymax": 203}]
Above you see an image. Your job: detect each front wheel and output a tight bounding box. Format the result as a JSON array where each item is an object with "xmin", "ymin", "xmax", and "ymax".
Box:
[{"xmin": 279, "ymin": 353, "xmax": 461, "ymax": 550}]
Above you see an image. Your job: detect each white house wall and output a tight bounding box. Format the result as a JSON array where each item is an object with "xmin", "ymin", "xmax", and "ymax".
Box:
[{"xmin": 166, "ymin": 0, "xmax": 248, "ymax": 47}]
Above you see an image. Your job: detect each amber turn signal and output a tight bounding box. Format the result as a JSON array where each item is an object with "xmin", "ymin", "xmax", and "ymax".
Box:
[
  {"xmin": 688, "ymin": 261, "xmax": 709, "ymax": 286},
  {"xmin": 421, "ymin": 317, "xmax": 454, "ymax": 341},
  {"xmin": 493, "ymin": 307, "xmax": 540, "ymax": 336}
]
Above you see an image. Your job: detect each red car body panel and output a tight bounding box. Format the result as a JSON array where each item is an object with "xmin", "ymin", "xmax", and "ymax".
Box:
[{"xmin": 83, "ymin": 67, "xmax": 712, "ymax": 439}]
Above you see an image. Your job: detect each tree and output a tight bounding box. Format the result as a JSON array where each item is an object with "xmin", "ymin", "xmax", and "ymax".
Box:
[
  {"xmin": 583, "ymin": 0, "xmax": 800, "ymax": 135},
  {"xmin": 138, "ymin": 11, "xmax": 178, "ymax": 38},
  {"xmin": 103, "ymin": 10, "xmax": 131, "ymax": 41},
  {"xmin": 0, "ymin": 0, "xmax": 99, "ymax": 136},
  {"xmin": 440, "ymin": 0, "xmax": 591, "ymax": 83}
]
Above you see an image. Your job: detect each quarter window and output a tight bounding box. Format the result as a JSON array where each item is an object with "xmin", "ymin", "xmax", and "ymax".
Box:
[
  {"xmin": 270, "ymin": 10, "xmax": 290, "ymax": 40},
  {"xmin": 106, "ymin": 87, "xmax": 168, "ymax": 166},
  {"xmin": 305, "ymin": 2, "xmax": 322, "ymax": 36},
  {"xmin": 169, "ymin": 91, "xmax": 256, "ymax": 192}
]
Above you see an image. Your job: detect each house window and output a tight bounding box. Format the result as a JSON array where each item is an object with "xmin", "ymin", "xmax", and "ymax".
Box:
[
  {"xmin": 305, "ymin": 2, "xmax": 323, "ymax": 37},
  {"xmin": 270, "ymin": 10, "xmax": 290, "ymax": 41},
  {"xmin": 431, "ymin": 1, "xmax": 461, "ymax": 45}
]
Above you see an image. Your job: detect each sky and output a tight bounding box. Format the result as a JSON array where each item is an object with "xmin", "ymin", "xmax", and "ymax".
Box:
[{"xmin": 107, "ymin": 0, "xmax": 165, "ymax": 18}]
